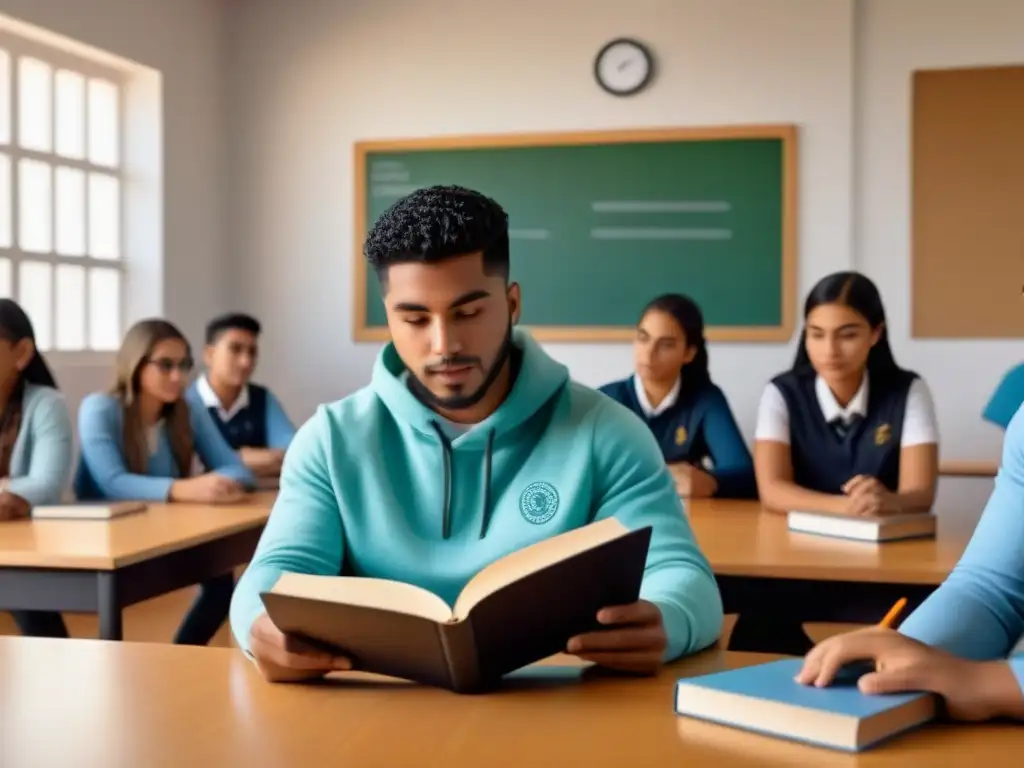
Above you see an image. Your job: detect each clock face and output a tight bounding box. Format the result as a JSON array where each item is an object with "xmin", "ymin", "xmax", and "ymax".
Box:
[{"xmin": 594, "ymin": 38, "xmax": 653, "ymax": 96}]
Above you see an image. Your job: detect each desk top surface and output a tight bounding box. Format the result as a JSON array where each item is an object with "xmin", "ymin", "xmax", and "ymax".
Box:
[
  {"xmin": 0, "ymin": 638, "xmax": 1015, "ymax": 767},
  {"xmin": 0, "ymin": 493, "xmax": 274, "ymax": 570}
]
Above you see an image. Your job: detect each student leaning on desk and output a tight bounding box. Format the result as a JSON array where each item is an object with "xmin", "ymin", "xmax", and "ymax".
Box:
[
  {"xmin": 753, "ymin": 271, "xmax": 939, "ymax": 517},
  {"xmin": 0, "ymin": 299, "xmax": 74, "ymax": 640},
  {"xmin": 73, "ymin": 318, "xmax": 256, "ymax": 645},
  {"xmin": 229, "ymin": 185, "xmax": 723, "ymax": 682},
  {"xmin": 798, "ymin": 402, "xmax": 1024, "ymax": 722}
]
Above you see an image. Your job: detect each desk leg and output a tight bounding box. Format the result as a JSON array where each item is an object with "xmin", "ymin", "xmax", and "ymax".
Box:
[{"xmin": 97, "ymin": 572, "xmax": 123, "ymax": 641}]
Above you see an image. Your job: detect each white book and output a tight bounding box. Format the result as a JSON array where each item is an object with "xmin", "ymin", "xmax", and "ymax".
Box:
[
  {"xmin": 787, "ymin": 510, "xmax": 936, "ymax": 542},
  {"xmin": 31, "ymin": 501, "xmax": 148, "ymax": 520}
]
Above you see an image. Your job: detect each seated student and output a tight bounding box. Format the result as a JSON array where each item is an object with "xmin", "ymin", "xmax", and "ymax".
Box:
[
  {"xmin": 599, "ymin": 294, "xmax": 755, "ymax": 499},
  {"xmin": 0, "ymin": 300, "xmax": 74, "ymax": 639},
  {"xmin": 74, "ymin": 318, "xmax": 254, "ymax": 645},
  {"xmin": 186, "ymin": 312, "xmax": 296, "ymax": 478},
  {"xmin": 754, "ymin": 271, "xmax": 939, "ymax": 517},
  {"xmin": 230, "ymin": 185, "xmax": 723, "ymax": 681},
  {"xmin": 796, "ymin": 402, "xmax": 1024, "ymax": 722},
  {"xmin": 983, "ymin": 362, "xmax": 1024, "ymax": 431}
]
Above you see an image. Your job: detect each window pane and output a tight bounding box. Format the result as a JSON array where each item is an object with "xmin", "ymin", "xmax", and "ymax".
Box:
[
  {"xmin": 19, "ymin": 261, "xmax": 52, "ymax": 351},
  {"xmin": 88, "ymin": 267, "xmax": 119, "ymax": 350},
  {"xmin": 0, "ymin": 50, "xmax": 10, "ymax": 144},
  {"xmin": 88, "ymin": 78, "xmax": 118, "ymax": 167},
  {"xmin": 88, "ymin": 173, "xmax": 119, "ymax": 259},
  {"xmin": 55, "ymin": 69, "xmax": 85, "ymax": 159},
  {"xmin": 0, "ymin": 258, "xmax": 10, "ymax": 298},
  {"xmin": 55, "ymin": 264, "xmax": 85, "ymax": 350},
  {"xmin": 18, "ymin": 57, "xmax": 51, "ymax": 152},
  {"xmin": 18, "ymin": 159, "xmax": 52, "ymax": 253},
  {"xmin": 55, "ymin": 166, "xmax": 85, "ymax": 256},
  {"xmin": 0, "ymin": 154, "xmax": 9, "ymax": 248}
]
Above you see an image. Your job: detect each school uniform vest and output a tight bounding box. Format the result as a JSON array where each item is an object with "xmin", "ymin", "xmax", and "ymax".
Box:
[
  {"xmin": 600, "ymin": 378, "xmax": 715, "ymax": 468},
  {"xmin": 772, "ymin": 369, "xmax": 917, "ymax": 493},
  {"xmin": 208, "ymin": 384, "xmax": 268, "ymax": 450}
]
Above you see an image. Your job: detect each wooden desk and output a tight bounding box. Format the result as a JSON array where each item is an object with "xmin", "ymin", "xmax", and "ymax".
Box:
[
  {"xmin": 0, "ymin": 638, "xmax": 1015, "ymax": 766},
  {"xmin": 685, "ymin": 500, "xmax": 979, "ymax": 654},
  {"xmin": 940, "ymin": 459, "xmax": 998, "ymax": 478},
  {"xmin": 0, "ymin": 493, "xmax": 273, "ymax": 640}
]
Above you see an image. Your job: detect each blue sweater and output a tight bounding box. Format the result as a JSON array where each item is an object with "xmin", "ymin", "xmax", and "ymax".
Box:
[
  {"xmin": 230, "ymin": 329, "xmax": 723, "ymax": 661},
  {"xmin": 5, "ymin": 384, "xmax": 74, "ymax": 507},
  {"xmin": 73, "ymin": 392, "xmax": 254, "ymax": 501},
  {"xmin": 599, "ymin": 376, "xmax": 756, "ymax": 499},
  {"xmin": 184, "ymin": 380, "xmax": 296, "ymax": 450},
  {"xmin": 983, "ymin": 363, "xmax": 1024, "ymax": 430},
  {"xmin": 899, "ymin": 403, "xmax": 1024, "ymax": 695}
]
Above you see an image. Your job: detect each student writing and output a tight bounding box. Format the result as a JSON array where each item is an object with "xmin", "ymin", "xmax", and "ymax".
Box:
[
  {"xmin": 0, "ymin": 300, "xmax": 74, "ymax": 639},
  {"xmin": 797, "ymin": 401, "xmax": 1024, "ymax": 722},
  {"xmin": 74, "ymin": 319, "xmax": 254, "ymax": 645},
  {"xmin": 600, "ymin": 294, "xmax": 755, "ymax": 499},
  {"xmin": 186, "ymin": 312, "xmax": 296, "ymax": 478},
  {"xmin": 754, "ymin": 271, "xmax": 939, "ymax": 517},
  {"xmin": 230, "ymin": 186, "xmax": 723, "ymax": 682}
]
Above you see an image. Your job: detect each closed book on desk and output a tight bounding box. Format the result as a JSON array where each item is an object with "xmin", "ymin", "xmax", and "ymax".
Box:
[
  {"xmin": 260, "ymin": 517, "xmax": 651, "ymax": 693},
  {"xmin": 787, "ymin": 511, "xmax": 936, "ymax": 542},
  {"xmin": 674, "ymin": 658, "xmax": 936, "ymax": 752},
  {"xmin": 31, "ymin": 501, "xmax": 148, "ymax": 520}
]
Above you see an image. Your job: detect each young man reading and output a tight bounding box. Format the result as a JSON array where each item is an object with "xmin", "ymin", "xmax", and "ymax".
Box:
[
  {"xmin": 229, "ymin": 186, "xmax": 723, "ymax": 682},
  {"xmin": 187, "ymin": 313, "xmax": 296, "ymax": 478}
]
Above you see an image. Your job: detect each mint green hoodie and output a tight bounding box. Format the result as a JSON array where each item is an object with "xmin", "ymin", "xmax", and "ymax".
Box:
[{"xmin": 230, "ymin": 329, "xmax": 723, "ymax": 660}]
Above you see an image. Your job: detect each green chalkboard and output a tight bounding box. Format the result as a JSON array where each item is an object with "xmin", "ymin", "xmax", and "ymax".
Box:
[{"xmin": 352, "ymin": 126, "xmax": 797, "ymax": 342}]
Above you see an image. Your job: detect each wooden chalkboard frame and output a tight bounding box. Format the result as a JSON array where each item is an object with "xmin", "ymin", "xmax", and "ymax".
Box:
[{"xmin": 353, "ymin": 124, "xmax": 798, "ymax": 343}]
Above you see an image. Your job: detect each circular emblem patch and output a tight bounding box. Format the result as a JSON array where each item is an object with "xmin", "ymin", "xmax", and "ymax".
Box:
[{"xmin": 519, "ymin": 481, "xmax": 559, "ymax": 524}]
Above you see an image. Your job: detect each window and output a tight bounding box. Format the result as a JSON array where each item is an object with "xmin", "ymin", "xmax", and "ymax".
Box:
[{"xmin": 0, "ymin": 35, "xmax": 125, "ymax": 352}]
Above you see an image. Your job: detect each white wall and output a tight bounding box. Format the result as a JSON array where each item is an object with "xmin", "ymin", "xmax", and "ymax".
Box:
[
  {"xmin": 0, "ymin": 0, "xmax": 229, "ymax": 413},
  {"xmin": 225, "ymin": 0, "xmax": 856, "ymax": 429}
]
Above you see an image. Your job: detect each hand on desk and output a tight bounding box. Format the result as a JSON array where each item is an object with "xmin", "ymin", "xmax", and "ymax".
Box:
[
  {"xmin": 796, "ymin": 627, "xmax": 1020, "ymax": 721},
  {"xmin": 239, "ymin": 447, "xmax": 285, "ymax": 478},
  {"xmin": 566, "ymin": 600, "xmax": 666, "ymax": 674},
  {"xmin": 0, "ymin": 491, "xmax": 30, "ymax": 521},
  {"xmin": 170, "ymin": 473, "xmax": 246, "ymax": 504},
  {"xmin": 669, "ymin": 463, "xmax": 718, "ymax": 499},
  {"xmin": 249, "ymin": 612, "xmax": 351, "ymax": 683},
  {"xmin": 841, "ymin": 475, "xmax": 899, "ymax": 516}
]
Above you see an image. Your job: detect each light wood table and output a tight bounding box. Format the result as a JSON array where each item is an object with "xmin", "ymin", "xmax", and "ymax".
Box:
[
  {"xmin": 0, "ymin": 493, "xmax": 274, "ymax": 639},
  {"xmin": 0, "ymin": 638, "xmax": 1016, "ymax": 767},
  {"xmin": 685, "ymin": 500, "xmax": 980, "ymax": 654}
]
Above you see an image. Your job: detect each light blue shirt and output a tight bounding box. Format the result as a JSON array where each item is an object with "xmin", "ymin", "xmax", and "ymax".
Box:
[
  {"xmin": 900, "ymin": 403, "xmax": 1024, "ymax": 695},
  {"xmin": 983, "ymin": 363, "xmax": 1024, "ymax": 430},
  {"xmin": 6, "ymin": 384, "xmax": 73, "ymax": 506},
  {"xmin": 73, "ymin": 392, "xmax": 253, "ymax": 501}
]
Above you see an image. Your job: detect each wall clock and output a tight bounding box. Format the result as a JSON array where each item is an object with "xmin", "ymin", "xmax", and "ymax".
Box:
[{"xmin": 594, "ymin": 38, "xmax": 654, "ymax": 96}]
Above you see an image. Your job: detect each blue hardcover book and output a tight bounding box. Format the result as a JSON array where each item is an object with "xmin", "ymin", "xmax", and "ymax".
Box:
[{"xmin": 674, "ymin": 658, "xmax": 937, "ymax": 752}]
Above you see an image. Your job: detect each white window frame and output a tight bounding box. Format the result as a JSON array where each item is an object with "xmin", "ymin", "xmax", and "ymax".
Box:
[{"xmin": 0, "ymin": 30, "xmax": 127, "ymax": 355}]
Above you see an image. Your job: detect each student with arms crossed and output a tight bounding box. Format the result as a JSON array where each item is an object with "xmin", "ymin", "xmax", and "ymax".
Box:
[
  {"xmin": 230, "ymin": 186, "xmax": 723, "ymax": 682},
  {"xmin": 600, "ymin": 294, "xmax": 755, "ymax": 499},
  {"xmin": 186, "ymin": 312, "xmax": 297, "ymax": 478},
  {"xmin": 75, "ymin": 318, "xmax": 254, "ymax": 645},
  {"xmin": 797, "ymin": 402, "xmax": 1024, "ymax": 722},
  {"xmin": 0, "ymin": 300, "xmax": 74, "ymax": 638}
]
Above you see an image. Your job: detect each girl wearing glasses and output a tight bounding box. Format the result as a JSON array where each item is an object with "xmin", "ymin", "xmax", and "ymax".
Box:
[{"xmin": 74, "ymin": 318, "xmax": 254, "ymax": 645}]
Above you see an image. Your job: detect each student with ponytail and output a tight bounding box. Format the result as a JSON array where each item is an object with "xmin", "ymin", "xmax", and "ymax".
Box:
[
  {"xmin": 600, "ymin": 294, "xmax": 756, "ymax": 499},
  {"xmin": 0, "ymin": 299, "xmax": 74, "ymax": 638},
  {"xmin": 74, "ymin": 318, "xmax": 254, "ymax": 645}
]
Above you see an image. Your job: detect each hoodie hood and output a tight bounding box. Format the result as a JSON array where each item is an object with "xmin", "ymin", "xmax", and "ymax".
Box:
[{"xmin": 371, "ymin": 327, "xmax": 569, "ymax": 447}]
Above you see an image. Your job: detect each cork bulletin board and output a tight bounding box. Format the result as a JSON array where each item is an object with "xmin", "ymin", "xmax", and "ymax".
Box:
[{"xmin": 911, "ymin": 64, "xmax": 1024, "ymax": 338}]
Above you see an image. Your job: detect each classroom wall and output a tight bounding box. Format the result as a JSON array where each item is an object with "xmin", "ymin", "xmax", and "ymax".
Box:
[
  {"xmin": 224, "ymin": 0, "xmax": 856, "ymax": 429},
  {"xmin": 0, "ymin": 0, "xmax": 229, "ymax": 413}
]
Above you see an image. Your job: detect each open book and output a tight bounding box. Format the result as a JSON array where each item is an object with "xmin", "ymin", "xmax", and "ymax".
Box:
[
  {"xmin": 31, "ymin": 501, "xmax": 148, "ymax": 521},
  {"xmin": 787, "ymin": 510, "xmax": 936, "ymax": 542},
  {"xmin": 260, "ymin": 517, "xmax": 652, "ymax": 693}
]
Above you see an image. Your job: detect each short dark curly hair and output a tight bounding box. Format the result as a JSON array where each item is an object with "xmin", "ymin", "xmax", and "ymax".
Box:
[{"xmin": 363, "ymin": 185, "xmax": 510, "ymax": 283}]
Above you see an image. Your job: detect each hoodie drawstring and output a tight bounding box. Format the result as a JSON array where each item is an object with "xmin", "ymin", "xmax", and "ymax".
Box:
[{"xmin": 429, "ymin": 421, "xmax": 496, "ymax": 540}]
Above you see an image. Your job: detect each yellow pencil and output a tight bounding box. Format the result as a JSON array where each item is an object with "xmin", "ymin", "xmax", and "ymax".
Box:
[{"xmin": 878, "ymin": 597, "xmax": 908, "ymax": 629}]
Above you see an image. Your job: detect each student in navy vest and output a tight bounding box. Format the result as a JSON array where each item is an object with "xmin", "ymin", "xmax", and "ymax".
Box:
[
  {"xmin": 599, "ymin": 294, "xmax": 756, "ymax": 499},
  {"xmin": 186, "ymin": 313, "xmax": 296, "ymax": 479}
]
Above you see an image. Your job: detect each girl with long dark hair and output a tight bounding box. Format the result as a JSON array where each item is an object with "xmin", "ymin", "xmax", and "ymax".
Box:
[
  {"xmin": 600, "ymin": 293, "xmax": 755, "ymax": 499},
  {"xmin": 0, "ymin": 299, "xmax": 74, "ymax": 638},
  {"xmin": 754, "ymin": 271, "xmax": 938, "ymax": 516}
]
